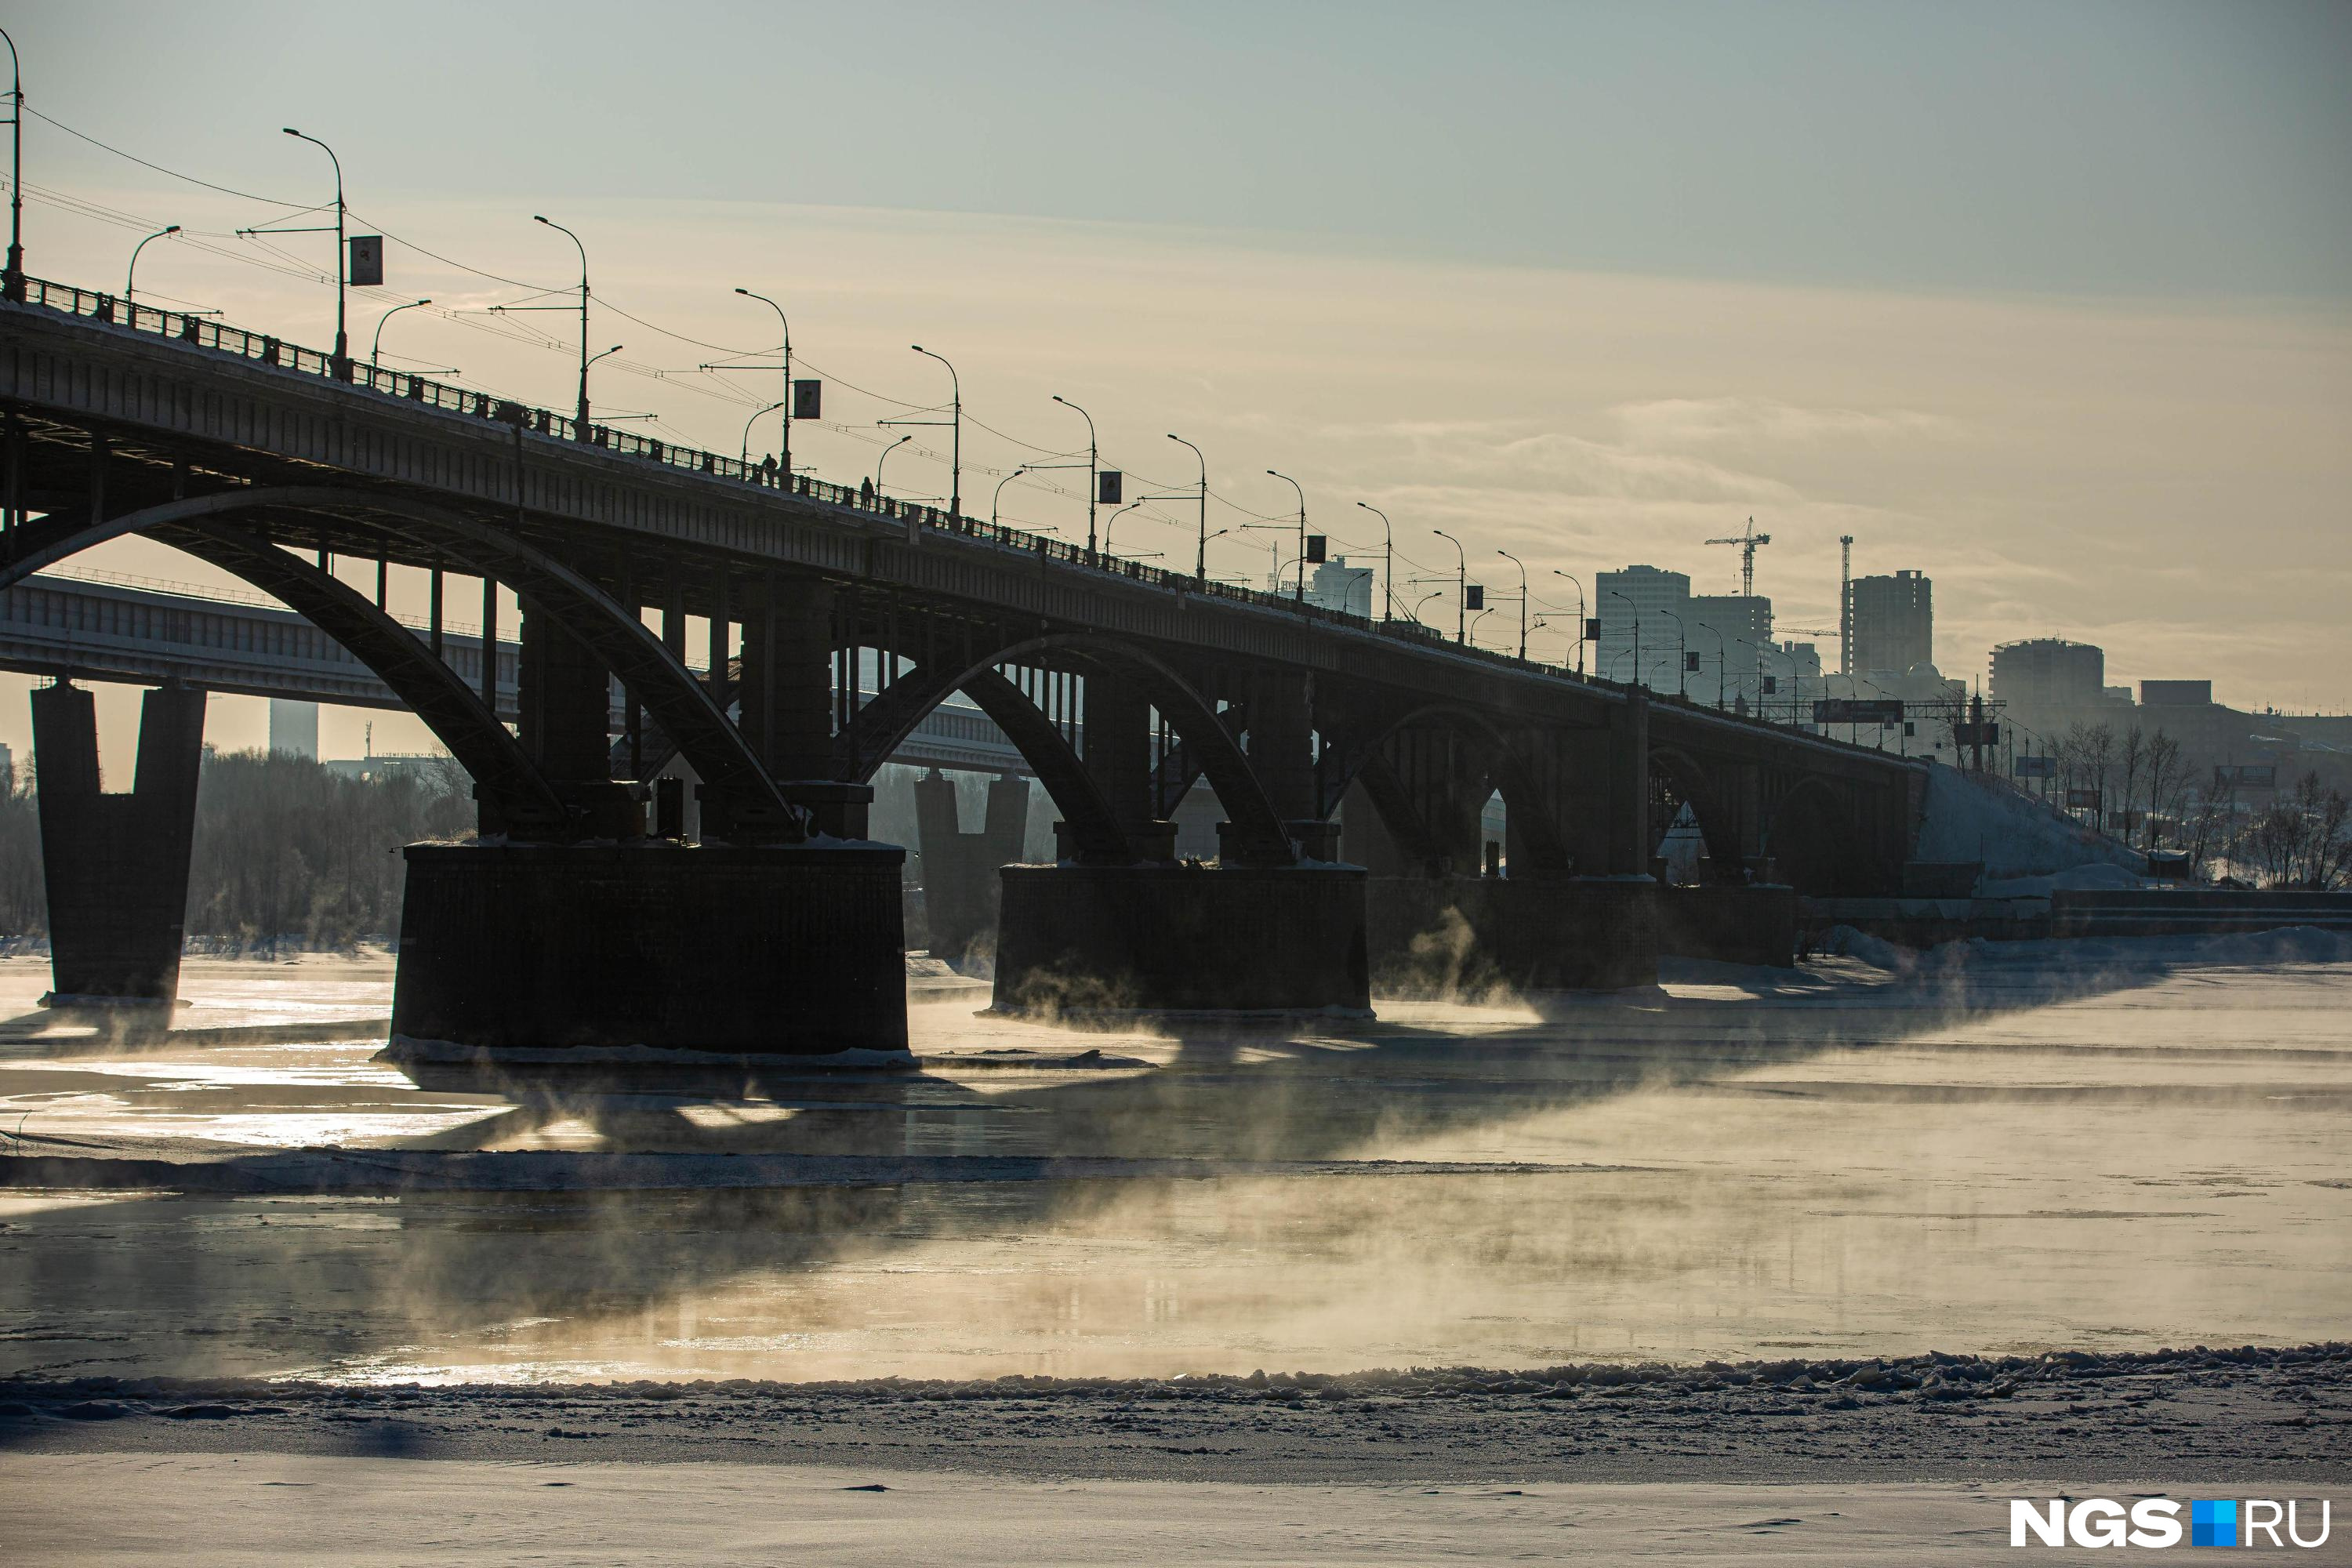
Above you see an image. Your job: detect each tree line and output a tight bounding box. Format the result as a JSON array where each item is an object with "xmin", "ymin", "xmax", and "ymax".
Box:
[{"xmin": 0, "ymin": 750, "xmax": 474, "ymax": 946}]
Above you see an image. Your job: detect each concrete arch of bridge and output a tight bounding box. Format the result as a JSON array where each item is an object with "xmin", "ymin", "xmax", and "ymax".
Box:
[
  {"xmin": 0, "ymin": 502, "xmax": 574, "ymax": 833},
  {"xmin": 839, "ymin": 633, "xmax": 1295, "ymax": 866},
  {"xmin": 1762, "ymin": 775, "xmax": 1863, "ymax": 895},
  {"xmin": 0, "ymin": 486, "xmax": 798, "ymax": 836},
  {"xmin": 1321, "ymin": 703, "xmax": 1570, "ymax": 875},
  {"xmin": 1646, "ymin": 743, "xmax": 1748, "ymax": 876}
]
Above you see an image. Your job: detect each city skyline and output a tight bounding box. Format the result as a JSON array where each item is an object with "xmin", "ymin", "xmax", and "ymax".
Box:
[{"xmin": 1, "ymin": 2, "xmax": 2346, "ymax": 761}]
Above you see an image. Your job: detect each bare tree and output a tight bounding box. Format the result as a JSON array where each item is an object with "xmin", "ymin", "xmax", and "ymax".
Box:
[
  {"xmin": 2142, "ymin": 729, "xmax": 2185, "ymax": 851},
  {"xmin": 2118, "ymin": 724, "xmax": 2147, "ymax": 836}
]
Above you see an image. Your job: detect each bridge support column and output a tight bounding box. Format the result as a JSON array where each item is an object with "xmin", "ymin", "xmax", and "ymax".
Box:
[
  {"xmin": 1243, "ymin": 670, "xmax": 1334, "ymax": 859},
  {"xmin": 913, "ymin": 770, "xmax": 1029, "ymax": 969},
  {"xmin": 517, "ymin": 599, "xmax": 637, "ymax": 839},
  {"xmin": 31, "ymin": 680, "xmax": 205, "ymax": 1006},
  {"xmin": 992, "ymin": 862, "xmax": 1368, "ymax": 1018},
  {"xmin": 1082, "ymin": 670, "xmax": 1174, "ymax": 861},
  {"xmin": 740, "ymin": 572, "xmax": 872, "ymax": 838},
  {"xmin": 389, "ymin": 840, "xmax": 908, "ymax": 1060}
]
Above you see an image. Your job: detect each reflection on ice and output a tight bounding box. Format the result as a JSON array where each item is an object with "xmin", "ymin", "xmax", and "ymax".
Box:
[{"xmin": 0, "ymin": 938, "xmax": 2346, "ymax": 1385}]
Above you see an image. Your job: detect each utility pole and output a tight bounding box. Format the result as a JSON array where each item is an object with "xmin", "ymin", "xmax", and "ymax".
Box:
[
  {"xmin": 1, "ymin": 27, "xmax": 21, "ymax": 301},
  {"xmin": 1051, "ymin": 395, "xmax": 1098, "ymax": 555},
  {"xmin": 534, "ymin": 216, "xmax": 592, "ymax": 434},
  {"xmin": 1497, "ymin": 549, "xmax": 1526, "ymax": 659},
  {"xmin": 1267, "ymin": 469, "xmax": 1306, "ymax": 604},
  {"xmin": 731, "ymin": 288, "xmax": 792, "ymax": 483},
  {"xmin": 1356, "ymin": 502, "xmax": 1393, "ymax": 621},
  {"xmin": 1163, "ymin": 434, "xmax": 1208, "ymax": 585},
  {"xmin": 910, "ymin": 346, "xmax": 960, "ymax": 519},
  {"xmin": 1434, "ymin": 529, "xmax": 1467, "ymax": 642}
]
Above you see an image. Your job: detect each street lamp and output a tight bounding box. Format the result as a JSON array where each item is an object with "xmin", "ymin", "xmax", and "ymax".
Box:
[
  {"xmin": 1266, "ymin": 469, "xmax": 1307, "ymax": 605},
  {"xmin": 991, "ymin": 464, "xmax": 1032, "ymax": 529},
  {"xmin": 1167, "ymin": 433, "xmax": 1208, "ymax": 584},
  {"xmin": 909, "ymin": 346, "xmax": 960, "ymax": 519},
  {"xmin": 1469, "ymin": 607, "xmax": 1495, "ymax": 648},
  {"xmin": 1051, "ymin": 394, "xmax": 1098, "ymax": 555},
  {"xmin": 1496, "ymin": 549, "xmax": 1527, "ymax": 659},
  {"xmin": 874, "ymin": 433, "xmax": 914, "ymax": 499},
  {"xmin": 1608, "ymin": 589, "xmax": 1640, "ymax": 688},
  {"xmin": 1433, "ymin": 528, "xmax": 1467, "ymax": 643},
  {"xmin": 732, "ymin": 287, "xmax": 792, "ymax": 487},
  {"xmin": 1, "ymin": 27, "xmax": 23, "ymax": 300},
  {"xmin": 266, "ymin": 129, "xmax": 350, "ymax": 372},
  {"xmin": 1658, "ymin": 608, "xmax": 1688, "ymax": 700},
  {"xmin": 1551, "ymin": 570, "xmax": 1585, "ymax": 676},
  {"xmin": 1694, "ymin": 620, "xmax": 1727, "ymax": 708},
  {"xmin": 124, "ymin": 224, "xmax": 179, "ymax": 304},
  {"xmin": 739, "ymin": 398, "xmax": 787, "ymax": 466},
  {"xmin": 1410, "ymin": 589, "xmax": 1443, "ymax": 627},
  {"xmin": 369, "ymin": 296, "xmax": 430, "ymax": 363},
  {"xmin": 534, "ymin": 216, "xmax": 593, "ymax": 434},
  {"xmin": 1356, "ymin": 502, "xmax": 1394, "ymax": 622},
  {"xmin": 1102, "ymin": 500, "xmax": 1149, "ymax": 555}
]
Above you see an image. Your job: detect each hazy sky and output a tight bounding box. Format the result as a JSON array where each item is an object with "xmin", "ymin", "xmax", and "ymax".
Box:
[{"xmin": 4, "ymin": 1, "xmax": 2348, "ymax": 759}]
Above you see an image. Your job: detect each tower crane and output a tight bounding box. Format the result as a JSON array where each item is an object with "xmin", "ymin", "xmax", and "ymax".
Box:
[{"xmin": 1704, "ymin": 517, "xmax": 1772, "ymax": 597}]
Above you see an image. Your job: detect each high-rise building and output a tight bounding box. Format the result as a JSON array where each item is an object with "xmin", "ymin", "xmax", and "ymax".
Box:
[
  {"xmin": 268, "ymin": 698, "xmax": 318, "ymax": 760},
  {"xmin": 1848, "ymin": 570, "xmax": 1933, "ymax": 676},
  {"xmin": 1595, "ymin": 565, "xmax": 1690, "ymax": 689},
  {"xmin": 1991, "ymin": 638, "xmax": 2105, "ymax": 712},
  {"xmin": 1305, "ymin": 555, "xmax": 1375, "ymax": 619}
]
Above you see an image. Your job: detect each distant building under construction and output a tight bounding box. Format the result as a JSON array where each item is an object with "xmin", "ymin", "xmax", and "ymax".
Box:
[{"xmin": 1848, "ymin": 570, "xmax": 1933, "ymax": 677}]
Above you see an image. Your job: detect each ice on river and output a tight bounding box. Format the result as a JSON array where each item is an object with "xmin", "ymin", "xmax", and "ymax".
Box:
[{"xmin": 0, "ymin": 931, "xmax": 2346, "ymax": 1385}]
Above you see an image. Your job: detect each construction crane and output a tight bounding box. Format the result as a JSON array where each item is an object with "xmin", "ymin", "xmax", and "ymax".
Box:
[{"xmin": 1705, "ymin": 517, "xmax": 1772, "ymax": 597}]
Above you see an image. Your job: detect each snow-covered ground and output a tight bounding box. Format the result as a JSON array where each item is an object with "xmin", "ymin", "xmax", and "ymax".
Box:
[{"xmin": 1911, "ymin": 766, "xmax": 2145, "ymax": 884}]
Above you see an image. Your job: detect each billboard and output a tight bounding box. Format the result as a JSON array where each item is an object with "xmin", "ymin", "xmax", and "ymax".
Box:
[
  {"xmin": 347, "ymin": 235, "xmax": 383, "ymax": 288},
  {"xmin": 1813, "ymin": 698, "xmax": 1904, "ymax": 725},
  {"xmin": 1951, "ymin": 721, "xmax": 2000, "ymax": 746},
  {"xmin": 2014, "ymin": 755, "xmax": 2056, "ymax": 779},
  {"xmin": 2213, "ymin": 764, "xmax": 2278, "ymax": 789}
]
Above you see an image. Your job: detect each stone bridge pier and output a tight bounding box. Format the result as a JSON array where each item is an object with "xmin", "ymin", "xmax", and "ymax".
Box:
[
  {"xmin": 1347, "ymin": 687, "xmax": 1662, "ymax": 994},
  {"xmin": 30, "ymin": 679, "xmax": 205, "ymax": 1007}
]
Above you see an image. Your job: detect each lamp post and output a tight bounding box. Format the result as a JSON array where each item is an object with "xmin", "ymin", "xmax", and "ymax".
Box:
[
  {"xmin": 369, "ymin": 296, "xmax": 430, "ymax": 363},
  {"xmin": 1659, "ymin": 608, "xmax": 1688, "ymax": 700},
  {"xmin": 1694, "ymin": 620, "xmax": 1727, "ymax": 707},
  {"xmin": 1433, "ymin": 528, "xmax": 1467, "ymax": 642},
  {"xmin": 1102, "ymin": 500, "xmax": 1149, "ymax": 555},
  {"xmin": 1608, "ymin": 589, "xmax": 1639, "ymax": 689},
  {"xmin": 1410, "ymin": 590, "xmax": 1443, "ymax": 627},
  {"xmin": 533, "ymin": 216, "xmax": 592, "ymax": 434},
  {"xmin": 1496, "ymin": 549, "xmax": 1527, "ymax": 659},
  {"xmin": 281, "ymin": 128, "xmax": 348, "ymax": 372},
  {"xmin": 1167, "ymin": 433, "xmax": 1208, "ymax": 585},
  {"xmin": 1356, "ymin": 502, "xmax": 1394, "ymax": 622},
  {"xmin": 733, "ymin": 287, "xmax": 792, "ymax": 486},
  {"xmin": 1, "ymin": 27, "xmax": 22, "ymax": 300},
  {"xmin": 1265, "ymin": 469, "xmax": 1307, "ymax": 605},
  {"xmin": 1051, "ymin": 394, "xmax": 1098, "ymax": 556},
  {"xmin": 874, "ymin": 433, "xmax": 914, "ymax": 499},
  {"xmin": 739, "ymin": 398, "xmax": 787, "ymax": 466},
  {"xmin": 991, "ymin": 464, "xmax": 1032, "ymax": 529},
  {"xmin": 909, "ymin": 345, "xmax": 960, "ymax": 519},
  {"xmin": 1469, "ymin": 607, "xmax": 1495, "ymax": 648},
  {"xmin": 124, "ymin": 224, "xmax": 179, "ymax": 304},
  {"xmin": 1551, "ymin": 570, "xmax": 1585, "ymax": 676}
]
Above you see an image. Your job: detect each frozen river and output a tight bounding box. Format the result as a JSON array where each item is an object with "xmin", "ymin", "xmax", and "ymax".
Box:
[{"xmin": 1, "ymin": 935, "xmax": 2347, "ymax": 1385}]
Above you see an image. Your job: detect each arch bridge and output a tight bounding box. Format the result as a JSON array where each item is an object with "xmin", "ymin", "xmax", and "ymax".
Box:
[{"xmin": 0, "ymin": 280, "xmax": 1925, "ymax": 1045}]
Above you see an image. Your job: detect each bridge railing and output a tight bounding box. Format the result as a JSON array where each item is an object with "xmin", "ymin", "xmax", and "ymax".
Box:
[{"xmin": 13, "ymin": 275, "xmax": 1914, "ymax": 760}]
